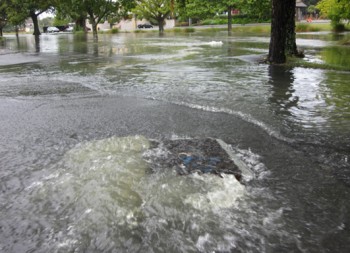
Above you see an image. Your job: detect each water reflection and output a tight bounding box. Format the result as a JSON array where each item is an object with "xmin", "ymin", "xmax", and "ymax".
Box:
[
  {"xmin": 268, "ymin": 65, "xmax": 297, "ymax": 117},
  {"xmin": 321, "ymin": 71, "xmax": 350, "ymax": 136},
  {"xmin": 34, "ymin": 35, "xmax": 40, "ymax": 53},
  {"xmin": 266, "ymin": 64, "xmax": 349, "ymax": 141},
  {"xmin": 322, "ymin": 46, "xmax": 350, "ymax": 69}
]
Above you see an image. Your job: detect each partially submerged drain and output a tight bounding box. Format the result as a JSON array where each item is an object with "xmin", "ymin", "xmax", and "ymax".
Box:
[{"xmin": 146, "ymin": 138, "xmax": 242, "ymax": 181}]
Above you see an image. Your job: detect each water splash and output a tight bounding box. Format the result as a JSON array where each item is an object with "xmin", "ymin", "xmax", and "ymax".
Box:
[{"xmin": 21, "ymin": 135, "xmax": 293, "ymax": 252}]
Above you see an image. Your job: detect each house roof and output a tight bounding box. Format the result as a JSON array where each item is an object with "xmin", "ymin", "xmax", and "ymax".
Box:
[{"xmin": 296, "ymin": 0, "xmax": 307, "ymax": 8}]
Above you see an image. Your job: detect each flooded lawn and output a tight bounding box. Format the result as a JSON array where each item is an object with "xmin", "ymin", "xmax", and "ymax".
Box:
[{"xmin": 0, "ymin": 31, "xmax": 349, "ymax": 252}]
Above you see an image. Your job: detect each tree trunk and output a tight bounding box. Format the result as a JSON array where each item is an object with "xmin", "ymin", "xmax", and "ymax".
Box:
[
  {"xmin": 0, "ymin": 19, "xmax": 6, "ymax": 37},
  {"xmin": 158, "ymin": 18, "xmax": 164, "ymax": 35},
  {"xmin": 34, "ymin": 35, "xmax": 40, "ymax": 52},
  {"xmin": 228, "ymin": 6, "xmax": 233, "ymax": 32},
  {"xmin": 92, "ymin": 22, "xmax": 98, "ymax": 39},
  {"xmin": 87, "ymin": 10, "xmax": 98, "ymax": 39},
  {"xmin": 30, "ymin": 11, "xmax": 41, "ymax": 36},
  {"xmin": 268, "ymin": 0, "xmax": 289, "ymax": 64},
  {"xmin": 75, "ymin": 16, "xmax": 86, "ymax": 32},
  {"xmin": 15, "ymin": 26, "xmax": 19, "ymax": 37},
  {"xmin": 285, "ymin": 0, "xmax": 298, "ymax": 56}
]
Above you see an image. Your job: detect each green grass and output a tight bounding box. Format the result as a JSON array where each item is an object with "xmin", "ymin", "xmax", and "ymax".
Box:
[
  {"xmin": 171, "ymin": 27, "xmax": 196, "ymax": 33},
  {"xmin": 231, "ymin": 25, "xmax": 270, "ymax": 33},
  {"xmin": 201, "ymin": 19, "xmax": 227, "ymax": 26},
  {"xmin": 295, "ymin": 23, "xmax": 332, "ymax": 32},
  {"xmin": 73, "ymin": 30, "xmax": 86, "ymax": 35},
  {"xmin": 288, "ymin": 56, "xmax": 350, "ymax": 72}
]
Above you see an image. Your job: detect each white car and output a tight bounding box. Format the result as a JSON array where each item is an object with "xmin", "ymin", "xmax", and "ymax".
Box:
[
  {"xmin": 65, "ymin": 26, "xmax": 74, "ymax": 32},
  {"xmin": 47, "ymin": 27, "xmax": 59, "ymax": 33}
]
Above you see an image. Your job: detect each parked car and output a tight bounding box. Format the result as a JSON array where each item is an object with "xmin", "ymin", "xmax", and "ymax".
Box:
[
  {"xmin": 47, "ymin": 26, "xmax": 60, "ymax": 33},
  {"xmin": 65, "ymin": 26, "xmax": 74, "ymax": 32},
  {"xmin": 137, "ymin": 24, "xmax": 153, "ymax": 29}
]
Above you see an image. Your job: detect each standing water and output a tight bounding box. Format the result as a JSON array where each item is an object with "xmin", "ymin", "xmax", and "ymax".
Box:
[{"xmin": 0, "ymin": 30, "xmax": 349, "ymax": 252}]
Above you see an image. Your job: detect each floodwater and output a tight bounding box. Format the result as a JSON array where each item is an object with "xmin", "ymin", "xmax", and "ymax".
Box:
[{"xmin": 0, "ymin": 30, "xmax": 349, "ymax": 252}]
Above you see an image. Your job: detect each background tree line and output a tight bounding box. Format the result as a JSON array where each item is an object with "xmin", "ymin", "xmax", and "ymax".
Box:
[
  {"xmin": 1, "ymin": 0, "xmax": 273, "ymax": 38},
  {"xmin": 3, "ymin": 0, "xmax": 349, "ymax": 38},
  {"xmin": 1, "ymin": 0, "xmax": 349, "ymax": 64}
]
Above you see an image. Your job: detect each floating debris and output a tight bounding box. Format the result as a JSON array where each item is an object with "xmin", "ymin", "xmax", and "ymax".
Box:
[{"xmin": 145, "ymin": 138, "xmax": 242, "ymax": 181}]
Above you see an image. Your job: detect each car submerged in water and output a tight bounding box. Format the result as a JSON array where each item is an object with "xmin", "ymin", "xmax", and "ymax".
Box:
[{"xmin": 137, "ymin": 24, "xmax": 153, "ymax": 29}]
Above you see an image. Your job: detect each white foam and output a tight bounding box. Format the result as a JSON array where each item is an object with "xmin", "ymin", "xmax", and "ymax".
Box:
[
  {"xmin": 207, "ymin": 41, "xmax": 223, "ymax": 47},
  {"xmin": 184, "ymin": 173, "xmax": 245, "ymax": 211},
  {"xmin": 174, "ymin": 101, "xmax": 295, "ymax": 143}
]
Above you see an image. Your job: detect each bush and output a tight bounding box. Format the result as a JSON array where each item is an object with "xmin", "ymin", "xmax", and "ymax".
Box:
[
  {"xmin": 110, "ymin": 28, "xmax": 119, "ymax": 34},
  {"xmin": 332, "ymin": 23, "xmax": 346, "ymax": 32},
  {"xmin": 172, "ymin": 27, "xmax": 195, "ymax": 33},
  {"xmin": 296, "ymin": 23, "xmax": 322, "ymax": 32},
  {"xmin": 176, "ymin": 21, "xmax": 189, "ymax": 27},
  {"xmin": 296, "ymin": 23, "xmax": 310, "ymax": 32},
  {"xmin": 201, "ymin": 19, "xmax": 227, "ymax": 25}
]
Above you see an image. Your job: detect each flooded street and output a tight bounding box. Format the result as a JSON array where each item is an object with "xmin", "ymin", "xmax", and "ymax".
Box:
[{"xmin": 0, "ymin": 31, "xmax": 350, "ymax": 252}]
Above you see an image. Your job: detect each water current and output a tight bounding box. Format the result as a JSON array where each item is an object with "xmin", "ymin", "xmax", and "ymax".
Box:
[{"xmin": 0, "ymin": 30, "xmax": 349, "ymax": 252}]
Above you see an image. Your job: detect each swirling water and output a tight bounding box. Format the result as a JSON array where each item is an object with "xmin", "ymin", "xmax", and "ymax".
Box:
[{"xmin": 0, "ymin": 31, "xmax": 349, "ymax": 252}]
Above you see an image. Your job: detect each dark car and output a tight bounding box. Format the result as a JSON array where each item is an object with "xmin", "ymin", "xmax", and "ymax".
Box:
[{"xmin": 137, "ymin": 24, "xmax": 153, "ymax": 29}]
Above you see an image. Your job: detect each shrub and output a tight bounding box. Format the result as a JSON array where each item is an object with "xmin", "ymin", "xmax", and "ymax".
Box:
[
  {"xmin": 110, "ymin": 28, "xmax": 119, "ymax": 34},
  {"xmin": 295, "ymin": 23, "xmax": 323, "ymax": 32},
  {"xmin": 296, "ymin": 23, "xmax": 310, "ymax": 32},
  {"xmin": 332, "ymin": 23, "xmax": 346, "ymax": 32},
  {"xmin": 172, "ymin": 27, "xmax": 195, "ymax": 33}
]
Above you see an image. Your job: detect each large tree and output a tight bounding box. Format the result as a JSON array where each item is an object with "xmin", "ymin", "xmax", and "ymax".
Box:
[
  {"xmin": 83, "ymin": 0, "xmax": 120, "ymax": 38},
  {"xmin": 2, "ymin": 0, "xmax": 35, "ymax": 36},
  {"xmin": 217, "ymin": 0, "xmax": 242, "ymax": 32},
  {"xmin": 0, "ymin": 1, "xmax": 7, "ymax": 37},
  {"xmin": 285, "ymin": 0, "xmax": 298, "ymax": 56},
  {"xmin": 133, "ymin": 0, "xmax": 172, "ymax": 34},
  {"xmin": 53, "ymin": 0, "xmax": 88, "ymax": 31},
  {"xmin": 15, "ymin": 0, "xmax": 54, "ymax": 36},
  {"xmin": 268, "ymin": 0, "xmax": 296, "ymax": 63},
  {"xmin": 55, "ymin": 0, "xmax": 129, "ymax": 39}
]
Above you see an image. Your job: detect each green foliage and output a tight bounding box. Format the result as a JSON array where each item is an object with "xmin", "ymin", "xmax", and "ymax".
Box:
[
  {"xmin": 307, "ymin": 5, "xmax": 317, "ymax": 14},
  {"xmin": 3, "ymin": 0, "xmax": 27, "ymax": 27},
  {"xmin": 201, "ymin": 13, "xmax": 270, "ymax": 26},
  {"xmin": 181, "ymin": 0, "xmax": 218, "ymax": 20},
  {"xmin": 133, "ymin": 0, "xmax": 172, "ymax": 33},
  {"xmin": 332, "ymin": 23, "xmax": 346, "ymax": 32},
  {"xmin": 240, "ymin": 0, "xmax": 271, "ymax": 21},
  {"xmin": 0, "ymin": 1, "xmax": 8, "ymax": 36},
  {"xmin": 317, "ymin": 0, "xmax": 350, "ymax": 26},
  {"xmin": 171, "ymin": 27, "xmax": 195, "ymax": 33},
  {"xmin": 176, "ymin": 0, "xmax": 270, "ymax": 26},
  {"xmin": 133, "ymin": 0, "xmax": 171, "ymax": 21},
  {"xmin": 110, "ymin": 28, "xmax": 119, "ymax": 34},
  {"xmin": 53, "ymin": 16, "xmax": 70, "ymax": 26}
]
